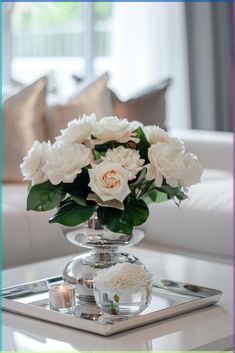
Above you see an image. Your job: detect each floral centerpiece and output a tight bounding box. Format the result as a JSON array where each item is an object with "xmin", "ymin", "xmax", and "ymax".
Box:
[{"xmin": 21, "ymin": 115, "xmax": 203, "ymax": 235}]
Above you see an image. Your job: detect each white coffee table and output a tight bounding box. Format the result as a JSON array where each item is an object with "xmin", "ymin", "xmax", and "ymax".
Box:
[{"xmin": 2, "ymin": 244, "xmax": 233, "ymax": 351}]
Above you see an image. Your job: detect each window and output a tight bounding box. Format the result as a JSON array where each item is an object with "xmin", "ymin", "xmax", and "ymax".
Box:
[
  {"xmin": 3, "ymin": 2, "xmax": 191, "ymax": 129},
  {"xmin": 8, "ymin": 2, "xmax": 113, "ymax": 84}
]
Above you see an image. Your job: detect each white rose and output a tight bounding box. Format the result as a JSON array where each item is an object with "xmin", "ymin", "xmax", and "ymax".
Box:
[
  {"xmin": 56, "ymin": 113, "xmax": 96, "ymax": 144},
  {"xmin": 146, "ymin": 143, "xmax": 185, "ymax": 187},
  {"xmin": 180, "ymin": 153, "xmax": 203, "ymax": 189},
  {"xmin": 93, "ymin": 116, "xmax": 139, "ymax": 144},
  {"xmin": 20, "ymin": 141, "xmax": 51, "ymax": 185},
  {"xmin": 88, "ymin": 161, "xmax": 131, "ymax": 202},
  {"xmin": 43, "ymin": 141, "xmax": 90, "ymax": 185},
  {"xmin": 103, "ymin": 146, "xmax": 144, "ymax": 180},
  {"xmin": 129, "ymin": 120, "xmax": 144, "ymax": 130},
  {"xmin": 144, "ymin": 125, "xmax": 184, "ymax": 151}
]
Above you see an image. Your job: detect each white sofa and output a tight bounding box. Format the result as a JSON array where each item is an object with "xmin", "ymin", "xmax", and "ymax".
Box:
[{"xmin": 3, "ymin": 129, "xmax": 232, "ymax": 269}]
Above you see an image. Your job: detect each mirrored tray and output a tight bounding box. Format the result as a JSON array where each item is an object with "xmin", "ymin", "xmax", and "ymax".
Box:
[{"xmin": 1, "ymin": 276, "xmax": 222, "ymax": 336}]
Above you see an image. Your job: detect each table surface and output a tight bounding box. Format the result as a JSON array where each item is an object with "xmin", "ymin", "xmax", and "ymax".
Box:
[{"xmin": 2, "ymin": 244, "xmax": 233, "ymax": 351}]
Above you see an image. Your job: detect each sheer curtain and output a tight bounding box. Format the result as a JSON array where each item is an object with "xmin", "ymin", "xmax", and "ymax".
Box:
[
  {"xmin": 186, "ymin": 2, "xmax": 232, "ymax": 131},
  {"xmin": 110, "ymin": 2, "xmax": 191, "ymax": 130},
  {"xmin": 2, "ymin": 2, "xmax": 14, "ymax": 87}
]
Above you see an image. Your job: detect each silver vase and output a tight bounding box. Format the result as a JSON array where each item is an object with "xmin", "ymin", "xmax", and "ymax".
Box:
[{"xmin": 63, "ymin": 215, "xmax": 145, "ymax": 303}]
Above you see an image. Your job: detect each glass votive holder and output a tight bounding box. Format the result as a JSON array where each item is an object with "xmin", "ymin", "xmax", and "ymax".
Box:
[
  {"xmin": 49, "ymin": 283, "xmax": 75, "ymax": 314},
  {"xmin": 93, "ymin": 279, "xmax": 153, "ymax": 319}
]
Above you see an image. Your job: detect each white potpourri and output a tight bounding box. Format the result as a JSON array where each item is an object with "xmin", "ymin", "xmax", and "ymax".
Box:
[{"xmin": 94, "ymin": 263, "xmax": 152, "ymax": 291}]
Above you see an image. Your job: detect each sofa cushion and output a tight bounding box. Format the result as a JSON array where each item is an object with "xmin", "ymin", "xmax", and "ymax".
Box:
[
  {"xmin": 2, "ymin": 184, "xmax": 79, "ymax": 269},
  {"xmin": 3, "ymin": 166, "xmax": 232, "ymax": 269},
  {"xmin": 2, "ymin": 78, "xmax": 46, "ymax": 182},
  {"xmin": 3, "ymin": 203, "xmax": 31, "ymax": 269},
  {"xmin": 171, "ymin": 129, "xmax": 233, "ymax": 172},
  {"xmin": 2, "ymin": 77, "xmax": 47, "ymax": 182},
  {"xmin": 47, "ymin": 73, "xmax": 113, "ymax": 141},
  {"xmin": 110, "ymin": 78, "xmax": 171, "ymax": 129},
  {"xmin": 144, "ymin": 168, "xmax": 233, "ymax": 258}
]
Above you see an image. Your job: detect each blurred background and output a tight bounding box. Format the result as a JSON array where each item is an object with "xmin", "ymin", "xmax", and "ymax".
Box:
[
  {"xmin": 2, "ymin": 2, "xmax": 232, "ymax": 131},
  {"xmin": 2, "ymin": 2, "xmax": 233, "ymax": 275}
]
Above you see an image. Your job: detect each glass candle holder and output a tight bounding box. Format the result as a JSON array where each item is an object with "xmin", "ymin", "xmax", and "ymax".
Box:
[{"xmin": 49, "ymin": 283, "xmax": 75, "ymax": 314}]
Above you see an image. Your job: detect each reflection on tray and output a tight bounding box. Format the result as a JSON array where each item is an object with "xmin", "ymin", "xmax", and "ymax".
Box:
[{"xmin": 1, "ymin": 275, "xmax": 222, "ymax": 336}]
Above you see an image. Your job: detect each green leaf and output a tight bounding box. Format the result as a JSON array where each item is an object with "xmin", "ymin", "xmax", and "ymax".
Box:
[
  {"xmin": 129, "ymin": 168, "xmax": 147, "ymax": 191},
  {"xmin": 158, "ymin": 184, "xmax": 188, "ymax": 201},
  {"xmin": 87, "ymin": 193, "xmax": 124, "ymax": 210},
  {"xmin": 143, "ymin": 189, "xmax": 169, "ymax": 204},
  {"xmin": 64, "ymin": 169, "xmax": 90, "ymax": 201},
  {"xmin": 97, "ymin": 207, "xmax": 133, "ymax": 235},
  {"xmin": 49, "ymin": 201, "xmax": 96, "ymax": 226},
  {"xmin": 156, "ymin": 184, "xmax": 188, "ymax": 208},
  {"xmin": 175, "ymin": 189, "xmax": 188, "ymax": 201},
  {"xmin": 27, "ymin": 181, "xmax": 66, "ymax": 211},
  {"xmin": 158, "ymin": 185, "xmax": 180, "ymax": 199},
  {"xmin": 134, "ymin": 127, "xmax": 150, "ymax": 160},
  {"xmin": 93, "ymin": 149, "xmax": 106, "ymax": 161},
  {"xmin": 113, "ymin": 294, "xmax": 120, "ymax": 303},
  {"xmin": 71, "ymin": 194, "xmax": 87, "ymax": 206},
  {"xmin": 120, "ymin": 198, "xmax": 149, "ymax": 226},
  {"xmin": 94, "ymin": 142, "xmax": 111, "ymax": 153}
]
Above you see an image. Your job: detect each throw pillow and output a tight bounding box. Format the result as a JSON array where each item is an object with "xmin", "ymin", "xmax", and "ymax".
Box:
[
  {"xmin": 48, "ymin": 72, "xmax": 113, "ymax": 140},
  {"xmin": 3, "ymin": 77, "xmax": 47, "ymax": 182},
  {"xmin": 110, "ymin": 78, "xmax": 171, "ymax": 129}
]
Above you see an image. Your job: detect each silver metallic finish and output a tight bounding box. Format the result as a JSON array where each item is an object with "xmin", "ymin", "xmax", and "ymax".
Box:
[
  {"xmin": 62, "ymin": 217, "xmax": 145, "ymax": 303},
  {"xmin": 1, "ymin": 275, "xmax": 222, "ymax": 336}
]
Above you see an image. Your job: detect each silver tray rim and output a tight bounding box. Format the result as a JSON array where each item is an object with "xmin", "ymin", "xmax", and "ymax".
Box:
[{"xmin": 1, "ymin": 275, "xmax": 222, "ymax": 336}]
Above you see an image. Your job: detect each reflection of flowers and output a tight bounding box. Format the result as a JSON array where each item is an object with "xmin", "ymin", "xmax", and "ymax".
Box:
[
  {"xmin": 104, "ymin": 233, "xmax": 123, "ymax": 240},
  {"xmin": 113, "ymin": 294, "xmax": 120, "ymax": 303},
  {"xmin": 102, "ymin": 292, "xmax": 119, "ymax": 315},
  {"xmin": 110, "ymin": 294, "xmax": 120, "ymax": 315}
]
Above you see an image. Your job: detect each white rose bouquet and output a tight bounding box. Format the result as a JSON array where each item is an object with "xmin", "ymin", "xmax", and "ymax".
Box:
[{"xmin": 21, "ymin": 115, "xmax": 203, "ymax": 235}]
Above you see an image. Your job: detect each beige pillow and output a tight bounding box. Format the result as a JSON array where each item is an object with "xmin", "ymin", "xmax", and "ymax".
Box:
[
  {"xmin": 48, "ymin": 73, "xmax": 113, "ymax": 140},
  {"xmin": 3, "ymin": 77, "xmax": 47, "ymax": 182},
  {"xmin": 110, "ymin": 78, "xmax": 171, "ymax": 129}
]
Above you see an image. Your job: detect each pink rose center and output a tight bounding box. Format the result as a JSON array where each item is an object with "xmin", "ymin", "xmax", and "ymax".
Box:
[
  {"xmin": 101, "ymin": 170, "xmax": 120, "ymax": 189},
  {"xmin": 158, "ymin": 136, "xmax": 167, "ymax": 142}
]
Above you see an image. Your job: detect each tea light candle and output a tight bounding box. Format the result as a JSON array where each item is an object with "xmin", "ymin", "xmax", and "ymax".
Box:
[{"xmin": 49, "ymin": 283, "xmax": 75, "ymax": 314}]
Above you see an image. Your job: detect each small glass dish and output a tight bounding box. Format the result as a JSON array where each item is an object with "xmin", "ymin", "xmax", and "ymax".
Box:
[{"xmin": 93, "ymin": 278, "xmax": 153, "ymax": 319}]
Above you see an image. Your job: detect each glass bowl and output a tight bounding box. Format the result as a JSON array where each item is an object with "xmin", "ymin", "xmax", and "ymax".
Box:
[{"xmin": 93, "ymin": 279, "xmax": 153, "ymax": 319}]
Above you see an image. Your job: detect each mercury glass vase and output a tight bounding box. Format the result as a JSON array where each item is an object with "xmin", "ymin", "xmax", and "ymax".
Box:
[{"xmin": 63, "ymin": 215, "xmax": 145, "ymax": 304}]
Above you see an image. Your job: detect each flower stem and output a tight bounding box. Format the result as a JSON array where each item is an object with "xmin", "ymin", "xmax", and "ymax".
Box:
[{"xmin": 139, "ymin": 180, "xmax": 155, "ymax": 198}]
